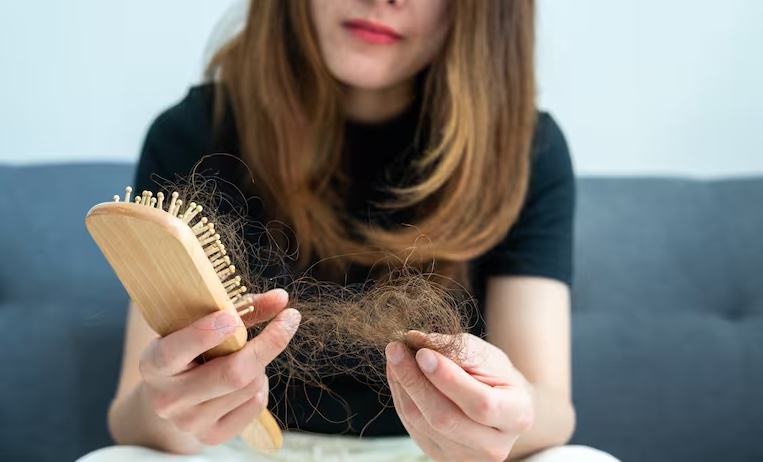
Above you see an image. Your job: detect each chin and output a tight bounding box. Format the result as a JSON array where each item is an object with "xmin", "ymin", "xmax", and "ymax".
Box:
[
  {"xmin": 337, "ymin": 73, "xmax": 399, "ymax": 91},
  {"xmin": 328, "ymin": 58, "xmax": 406, "ymax": 91}
]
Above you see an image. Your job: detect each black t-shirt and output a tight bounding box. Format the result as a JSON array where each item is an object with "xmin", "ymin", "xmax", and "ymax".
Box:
[{"xmin": 133, "ymin": 83, "xmax": 575, "ymax": 437}]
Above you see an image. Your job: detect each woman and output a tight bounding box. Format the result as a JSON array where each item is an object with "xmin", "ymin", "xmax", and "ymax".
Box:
[{"xmin": 80, "ymin": 1, "xmax": 619, "ymax": 461}]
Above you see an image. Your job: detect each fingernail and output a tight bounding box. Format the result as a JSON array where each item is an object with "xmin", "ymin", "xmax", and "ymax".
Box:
[
  {"xmin": 213, "ymin": 312, "xmax": 236, "ymax": 334},
  {"xmin": 416, "ymin": 349, "xmax": 438, "ymax": 374},
  {"xmin": 284, "ymin": 309, "xmax": 301, "ymax": 334},
  {"xmin": 386, "ymin": 342, "xmax": 404, "ymax": 366},
  {"xmin": 271, "ymin": 288, "xmax": 289, "ymax": 300}
]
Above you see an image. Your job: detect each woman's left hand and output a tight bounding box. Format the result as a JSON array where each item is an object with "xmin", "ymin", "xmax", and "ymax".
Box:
[{"xmin": 386, "ymin": 332, "xmax": 535, "ymax": 462}]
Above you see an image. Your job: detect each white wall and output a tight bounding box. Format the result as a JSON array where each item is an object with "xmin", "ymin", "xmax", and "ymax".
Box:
[
  {"xmin": 536, "ymin": 0, "xmax": 763, "ymax": 177},
  {"xmin": 1, "ymin": 0, "xmax": 761, "ymax": 178},
  {"xmin": 0, "ymin": 0, "xmax": 237, "ymax": 165}
]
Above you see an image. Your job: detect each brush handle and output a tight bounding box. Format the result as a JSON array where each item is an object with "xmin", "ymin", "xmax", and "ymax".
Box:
[{"xmin": 241, "ymin": 407, "xmax": 283, "ymax": 453}]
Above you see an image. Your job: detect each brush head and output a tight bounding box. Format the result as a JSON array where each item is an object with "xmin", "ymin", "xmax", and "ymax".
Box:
[
  {"xmin": 86, "ymin": 187, "xmax": 251, "ymax": 358},
  {"xmin": 85, "ymin": 187, "xmax": 283, "ymax": 452}
]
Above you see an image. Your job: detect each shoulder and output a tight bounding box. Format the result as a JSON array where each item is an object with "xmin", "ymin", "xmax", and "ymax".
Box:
[
  {"xmin": 527, "ymin": 111, "xmax": 574, "ymax": 195},
  {"xmin": 471, "ymin": 111, "xmax": 576, "ymax": 285},
  {"xmin": 135, "ymin": 83, "xmax": 239, "ymax": 191},
  {"xmin": 142, "ymin": 83, "xmax": 226, "ymax": 158},
  {"xmin": 518, "ymin": 110, "xmax": 576, "ymax": 234}
]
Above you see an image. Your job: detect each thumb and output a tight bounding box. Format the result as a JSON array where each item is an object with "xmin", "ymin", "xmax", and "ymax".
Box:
[
  {"xmin": 404, "ymin": 331, "xmax": 508, "ymax": 376},
  {"xmin": 237, "ymin": 288, "xmax": 290, "ymax": 327}
]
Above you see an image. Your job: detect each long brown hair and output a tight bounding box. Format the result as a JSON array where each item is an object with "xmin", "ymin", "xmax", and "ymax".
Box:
[{"xmin": 205, "ymin": 0, "xmax": 536, "ymax": 287}]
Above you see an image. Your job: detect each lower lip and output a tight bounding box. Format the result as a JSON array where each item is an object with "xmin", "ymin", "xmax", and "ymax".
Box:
[{"xmin": 346, "ymin": 26, "xmax": 400, "ymax": 45}]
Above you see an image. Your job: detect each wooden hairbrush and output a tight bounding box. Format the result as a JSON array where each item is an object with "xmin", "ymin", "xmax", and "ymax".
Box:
[{"xmin": 84, "ymin": 186, "xmax": 283, "ymax": 453}]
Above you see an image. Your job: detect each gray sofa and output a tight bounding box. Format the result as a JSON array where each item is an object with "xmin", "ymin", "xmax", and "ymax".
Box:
[{"xmin": 1, "ymin": 162, "xmax": 761, "ymax": 462}]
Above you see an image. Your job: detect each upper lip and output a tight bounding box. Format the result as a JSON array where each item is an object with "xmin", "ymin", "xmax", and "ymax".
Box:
[{"xmin": 343, "ymin": 19, "xmax": 402, "ymax": 38}]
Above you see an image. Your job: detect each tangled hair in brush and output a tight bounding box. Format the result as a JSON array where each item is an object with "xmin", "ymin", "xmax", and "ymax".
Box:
[{"xmin": 146, "ymin": 155, "xmax": 481, "ymax": 427}]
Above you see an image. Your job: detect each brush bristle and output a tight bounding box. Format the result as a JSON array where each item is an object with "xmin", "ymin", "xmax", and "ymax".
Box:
[{"xmin": 111, "ymin": 186, "xmax": 247, "ymax": 309}]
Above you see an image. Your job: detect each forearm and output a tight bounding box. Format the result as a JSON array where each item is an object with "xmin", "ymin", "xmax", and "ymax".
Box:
[
  {"xmin": 506, "ymin": 383, "xmax": 576, "ymax": 461},
  {"xmin": 107, "ymin": 381, "xmax": 204, "ymax": 455}
]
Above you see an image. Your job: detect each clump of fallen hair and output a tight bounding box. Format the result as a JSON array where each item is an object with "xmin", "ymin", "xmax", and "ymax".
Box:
[
  {"xmin": 266, "ymin": 265, "xmax": 475, "ymax": 391},
  {"xmin": 146, "ymin": 157, "xmax": 478, "ymax": 423}
]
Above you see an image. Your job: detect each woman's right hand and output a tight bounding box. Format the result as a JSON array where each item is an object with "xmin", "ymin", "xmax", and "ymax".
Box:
[{"xmin": 136, "ymin": 288, "xmax": 299, "ymax": 447}]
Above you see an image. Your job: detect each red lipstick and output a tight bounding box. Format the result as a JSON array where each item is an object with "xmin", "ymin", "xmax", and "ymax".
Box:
[{"xmin": 344, "ymin": 19, "xmax": 402, "ymax": 45}]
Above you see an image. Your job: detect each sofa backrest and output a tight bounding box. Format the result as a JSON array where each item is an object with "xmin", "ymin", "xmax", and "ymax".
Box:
[
  {"xmin": 569, "ymin": 177, "xmax": 763, "ymax": 461},
  {"xmin": 0, "ymin": 163, "xmax": 132, "ymax": 462}
]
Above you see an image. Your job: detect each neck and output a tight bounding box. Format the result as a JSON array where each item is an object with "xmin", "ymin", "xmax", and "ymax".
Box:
[{"xmin": 344, "ymin": 80, "xmax": 414, "ymax": 124}]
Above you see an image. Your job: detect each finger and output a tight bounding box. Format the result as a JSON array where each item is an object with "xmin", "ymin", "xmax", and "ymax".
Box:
[
  {"xmin": 389, "ymin": 363, "xmax": 482, "ymax": 461},
  {"xmin": 172, "ymin": 374, "xmax": 268, "ymax": 435},
  {"xmin": 415, "ymin": 348, "xmax": 513, "ymax": 428},
  {"xmin": 248, "ymin": 307, "xmax": 301, "ymax": 366},
  {"xmin": 387, "ymin": 362, "xmax": 428, "ymax": 434},
  {"xmin": 200, "ymin": 374, "xmax": 268, "ymax": 425},
  {"xmin": 387, "ymin": 342, "xmax": 503, "ymax": 448},
  {"xmin": 142, "ymin": 310, "xmax": 244, "ymax": 377},
  {"xmin": 237, "ymin": 289, "xmax": 289, "ymax": 327},
  {"xmin": 414, "ymin": 330, "xmax": 533, "ymax": 432},
  {"xmin": 202, "ymin": 394, "xmax": 268, "ymax": 446},
  {"xmin": 406, "ymin": 331, "xmax": 517, "ymax": 386},
  {"xmin": 386, "ymin": 364, "xmax": 445, "ymax": 461},
  {"xmin": 173, "ymin": 308, "xmax": 300, "ymax": 404}
]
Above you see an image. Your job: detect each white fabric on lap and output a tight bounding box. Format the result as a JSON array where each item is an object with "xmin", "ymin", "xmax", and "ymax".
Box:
[
  {"xmin": 76, "ymin": 434, "xmax": 619, "ymax": 462},
  {"xmin": 520, "ymin": 445, "xmax": 622, "ymax": 462},
  {"xmin": 76, "ymin": 433, "xmax": 429, "ymax": 462}
]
